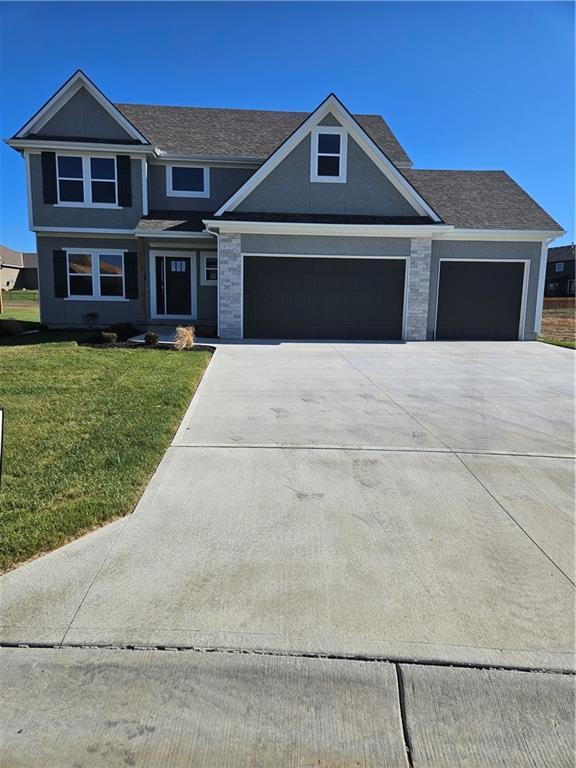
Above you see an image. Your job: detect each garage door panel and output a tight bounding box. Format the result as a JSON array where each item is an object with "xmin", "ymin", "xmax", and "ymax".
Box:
[
  {"xmin": 436, "ymin": 261, "xmax": 525, "ymax": 341},
  {"xmin": 243, "ymin": 256, "xmax": 405, "ymax": 340}
]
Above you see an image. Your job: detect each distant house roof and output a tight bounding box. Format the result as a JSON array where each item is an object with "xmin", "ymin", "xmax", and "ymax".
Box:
[
  {"xmin": 115, "ymin": 103, "xmax": 413, "ymax": 167},
  {"xmin": 0, "ymin": 245, "xmax": 24, "ymax": 268},
  {"xmin": 547, "ymin": 244, "xmax": 575, "ymax": 263},
  {"xmin": 402, "ymin": 170, "xmax": 562, "ymax": 231},
  {"xmin": 0, "ymin": 246, "xmax": 38, "ymax": 269}
]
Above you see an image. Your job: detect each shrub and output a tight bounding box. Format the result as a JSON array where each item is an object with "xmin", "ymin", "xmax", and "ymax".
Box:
[
  {"xmin": 144, "ymin": 331, "xmax": 159, "ymax": 347},
  {"xmin": 173, "ymin": 325, "xmax": 195, "ymax": 351},
  {"xmin": 85, "ymin": 330, "xmax": 118, "ymax": 345},
  {"xmin": 108, "ymin": 322, "xmax": 141, "ymax": 341},
  {"xmin": 0, "ymin": 319, "xmax": 24, "ymax": 337}
]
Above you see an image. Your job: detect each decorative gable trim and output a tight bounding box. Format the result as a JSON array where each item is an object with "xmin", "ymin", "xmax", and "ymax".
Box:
[
  {"xmin": 215, "ymin": 94, "xmax": 441, "ymax": 221},
  {"xmin": 13, "ymin": 70, "xmax": 149, "ymax": 144}
]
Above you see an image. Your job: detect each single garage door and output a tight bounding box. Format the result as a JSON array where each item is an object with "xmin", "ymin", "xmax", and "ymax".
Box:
[
  {"xmin": 436, "ymin": 260, "xmax": 525, "ymax": 341},
  {"xmin": 243, "ymin": 256, "xmax": 406, "ymax": 339}
]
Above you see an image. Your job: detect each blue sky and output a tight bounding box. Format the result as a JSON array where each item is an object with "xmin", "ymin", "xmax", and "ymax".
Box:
[{"xmin": 0, "ymin": 1, "xmax": 573, "ymax": 251}]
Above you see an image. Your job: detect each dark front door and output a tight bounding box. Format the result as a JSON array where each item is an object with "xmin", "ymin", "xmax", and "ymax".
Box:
[
  {"xmin": 155, "ymin": 255, "xmax": 192, "ymax": 316},
  {"xmin": 435, "ymin": 260, "xmax": 525, "ymax": 341},
  {"xmin": 243, "ymin": 256, "xmax": 406, "ymax": 339}
]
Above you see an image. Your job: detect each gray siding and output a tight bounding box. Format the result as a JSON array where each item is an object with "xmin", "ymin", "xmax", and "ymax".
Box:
[
  {"xmin": 428, "ymin": 240, "xmax": 542, "ymax": 340},
  {"xmin": 236, "ymin": 135, "xmax": 418, "ymax": 217},
  {"xmin": 149, "ymin": 165, "xmax": 254, "ymax": 212},
  {"xmin": 38, "ymin": 237, "xmax": 217, "ymax": 327},
  {"xmin": 241, "ymin": 234, "xmax": 410, "ymax": 257},
  {"xmin": 37, "ymin": 236, "xmax": 141, "ymax": 327},
  {"xmin": 34, "ymin": 87, "xmax": 134, "ymax": 142},
  {"xmin": 30, "ymin": 154, "xmax": 143, "ymax": 229}
]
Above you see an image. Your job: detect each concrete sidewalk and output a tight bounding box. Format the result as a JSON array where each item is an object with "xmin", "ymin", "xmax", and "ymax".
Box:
[{"xmin": 1, "ymin": 647, "xmax": 574, "ymax": 768}]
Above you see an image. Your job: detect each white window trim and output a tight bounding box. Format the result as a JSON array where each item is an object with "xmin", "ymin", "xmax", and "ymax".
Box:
[
  {"xmin": 555, "ymin": 262, "xmax": 564, "ymax": 272},
  {"xmin": 56, "ymin": 155, "xmax": 119, "ymax": 209},
  {"xmin": 66, "ymin": 248, "xmax": 127, "ymax": 301},
  {"xmin": 200, "ymin": 252, "xmax": 218, "ymax": 286},
  {"xmin": 166, "ymin": 164, "xmax": 210, "ymax": 198},
  {"xmin": 310, "ymin": 126, "xmax": 347, "ymax": 184}
]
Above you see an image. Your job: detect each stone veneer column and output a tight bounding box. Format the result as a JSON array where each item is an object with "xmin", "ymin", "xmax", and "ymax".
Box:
[
  {"xmin": 405, "ymin": 237, "xmax": 433, "ymax": 341},
  {"xmin": 218, "ymin": 233, "xmax": 243, "ymax": 338}
]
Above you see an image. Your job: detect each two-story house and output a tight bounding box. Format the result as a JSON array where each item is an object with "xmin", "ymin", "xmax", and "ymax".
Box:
[
  {"xmin": 545, "ymin": 245, "xmax": 575, "ymax": 297},
  {"xmin": 6, "ymin": 70, "xmax": 563, "ymax": 340}
]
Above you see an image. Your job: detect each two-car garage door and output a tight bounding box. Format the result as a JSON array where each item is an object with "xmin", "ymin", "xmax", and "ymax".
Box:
[
  {"xmin": 243, "ymin": 256, "xmax": 406, "ymax": 340},
  {"xmin": 242, "ymin": 255, "xmax": 527, "ymax": 341}
]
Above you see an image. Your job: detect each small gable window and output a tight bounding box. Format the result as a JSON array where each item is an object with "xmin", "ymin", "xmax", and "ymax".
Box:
[
  {"xmin": 166, "ymin": 165, "xmax": 209, "ymax": 198},
  {"xmin": 310, "ymin": 127, "xmax": 347, "ymax": 183},
  {"xmin": 56, "ymin": 155, "xmax": 118, "ymax": 206},
  {"xmin": 555, "ymin": 262, "xmax": 564, "ymax": 273}
]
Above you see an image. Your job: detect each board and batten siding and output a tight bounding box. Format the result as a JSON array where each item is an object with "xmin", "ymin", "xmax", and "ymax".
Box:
[{"xmin": 428, "ymin": 240, "xmax": 542, "ymax": 340}]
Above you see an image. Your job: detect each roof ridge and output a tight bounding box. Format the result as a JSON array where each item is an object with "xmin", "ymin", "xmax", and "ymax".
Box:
[{"xmin": 114, "ymin": 101, "xmax": 383, "ymax": 119}]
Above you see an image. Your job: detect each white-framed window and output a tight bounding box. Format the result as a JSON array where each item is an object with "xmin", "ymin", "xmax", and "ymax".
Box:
[
  {"xmin": 66, "ymin": 249, "xmax": 126, "ymax": 300},
  {"xmin": 56, "ymin": 155, "xmax": 118, "ymax": 207},
  {"xmin": 200, "ymin": 252, "xmax": 218, "ymax": 285},
  {"xmin": 555, "ymin": 262, "xmax": 564, "ymax": 273},
  {"xmin": 568, "ymin": 279, "xmax": 575, "ymax": 294},
  {"xmin": 166, "ymin": 165, "xmax": 210, "ymax": 198},
  {"xmin": 310, "ymin": 126, "xmax": 347, "ymax": 183}
]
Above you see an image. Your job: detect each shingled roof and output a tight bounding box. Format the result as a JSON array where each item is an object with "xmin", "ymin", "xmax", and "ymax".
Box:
[
  {"xmin": 114, "ymin": 103, "xmax": 412, "ymax": 166},
  {"xmin": 402, "ymin": 170, "xmax": 562, "ymax": 231}
]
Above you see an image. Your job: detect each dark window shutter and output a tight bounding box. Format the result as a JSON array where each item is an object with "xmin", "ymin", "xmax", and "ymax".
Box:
[
  {"xmin": 116, "ymin": 155, "xmax": 132, "ymax": 207},
  {"xmin": 53, "ymin": 250, "xmax": 68, "ymax": 298},
  {"xmin": 41, "ymin": 152, "xmax": 57, "ymax": 204},
  {"xmin": 124, "ymin": 252, "xmax": 138, "ymax": 299}
]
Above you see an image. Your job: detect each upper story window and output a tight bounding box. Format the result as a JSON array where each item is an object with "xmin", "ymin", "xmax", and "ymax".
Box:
[
  {"xmin": 310, "ymin": 127, "xmax": 347, "ymax": 183},
  {"xmin": 555, "ymin": 262, "xmax": 564, "ymax": 272},
  {"xmin": 67, "ymin": 249, "xmax": 125, "ymax": 299},
  {"xmin": 200, "ymin": 252, "xmax": 218, "ymax": 285},
  {"xmin": 57, "ymin": 155, "xmax": 117, "ymax": 207},
  {"xmin": 166, "ymin": 165, "xmax": 210, "ymax": 198}
]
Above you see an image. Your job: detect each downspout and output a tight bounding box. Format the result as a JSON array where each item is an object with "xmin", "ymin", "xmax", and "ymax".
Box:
[{"xmin": 535, "ymin": 237, "xmax": 553, "ymax": 336}]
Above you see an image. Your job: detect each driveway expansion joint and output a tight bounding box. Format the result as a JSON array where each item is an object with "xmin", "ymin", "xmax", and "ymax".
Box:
[{"xmin": 2, "ymin": 641, "xmax": 574, "ymax": 677}]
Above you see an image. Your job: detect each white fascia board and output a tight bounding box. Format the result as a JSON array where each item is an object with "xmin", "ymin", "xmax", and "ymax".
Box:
[
  {"xmin": 6, "ymin": 139, "xmax": 155, "ymax": 155},
  {"xmin": 438, "ymin": 228, "xmax": 565, "ymax": 242},
  {"xmin": 214, "ymin": 94, "xmax": 439, "ymax": 220},
  {"xmin": 203, "ymin": 220, "xmax": 453, "ymax": 238},
  {"xmin": 14, "ymin": 71, "xmax": 148, "ymax": 143},
  {"xmin": 153, "ymin": 153, "xmax": 262, "ymax": 168},
  {"xmin": 34, "ymin": 227, "xmax": 137, "ymax": 236}
]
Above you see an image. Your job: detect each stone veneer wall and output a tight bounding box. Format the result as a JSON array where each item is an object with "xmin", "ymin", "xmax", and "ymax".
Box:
[
  {"xmin": 406, "ymin": 237, "xmax": 432, "ymax": 340},
  {"xmin": 218, "ymin": 233, "xmax": 242, "ymax": 338}
]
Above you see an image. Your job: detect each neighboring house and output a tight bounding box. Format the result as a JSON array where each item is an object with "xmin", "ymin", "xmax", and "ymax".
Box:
[
  {"xmin": 545, "ymin": 244, "xmax": 575, "ymax": 297},
  {"xmin": 5, "ymin": 70, "xmax": 564, "ymax": 340},
  {"xmin": 0, "ymin": 245, "xmax": 38, "ymax": 290}
]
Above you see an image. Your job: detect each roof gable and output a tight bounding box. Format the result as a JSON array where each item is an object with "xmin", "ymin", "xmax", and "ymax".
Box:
[
  {"xmin": 215, "ymin": 94, "xmax": 441, "ymax": 220},
  {"xmin": 14, "ymin": 71, "xmax": 148, "ymax": 144}
]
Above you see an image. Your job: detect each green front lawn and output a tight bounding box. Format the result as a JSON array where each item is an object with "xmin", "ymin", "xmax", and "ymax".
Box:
[
  {"xmin": 1, "ymin": 306, "xmax": 40, "ymax": 322},
  {"xmin": 0, "ymin": 336, "xmax": 211, "ymax": 571},
  {"xmin": 539, "ymin": 338, "xmax": 576, "ymax": 350}
]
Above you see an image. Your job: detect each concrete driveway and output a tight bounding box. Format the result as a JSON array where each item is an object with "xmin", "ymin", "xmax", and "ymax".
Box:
[
  {"xmin": 2, "ymin": 341, "xmax": 574, "ymax": 670},
  {"xmin": 2, "ymin": 341, "xmax": 575, "ymax": 766}
]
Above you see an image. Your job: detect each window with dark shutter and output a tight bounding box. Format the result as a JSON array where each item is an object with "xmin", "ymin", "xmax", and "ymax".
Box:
[
  {"xmin": 124, "ymin": 252, "xmax": 139, "ymax": 299},
  {"xmin": 116, "ymin": 156, "xmax": 132, "ymax": 207},
  {"xmin": 42, "ymin": 152, "xmax": 58, "ymax": 204},
  {"xmin": 53, "ymin": 250, "xmax": 68, "ymax": 297}
]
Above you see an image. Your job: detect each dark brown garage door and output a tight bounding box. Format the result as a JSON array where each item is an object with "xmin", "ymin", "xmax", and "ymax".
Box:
[
  {"xmin": 436, "ymin": 261, "xmax": 525, "ymax": 341},
  {"xmin": 243, "ymin": 256, "xmax": 406, "ymax": 339}
]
